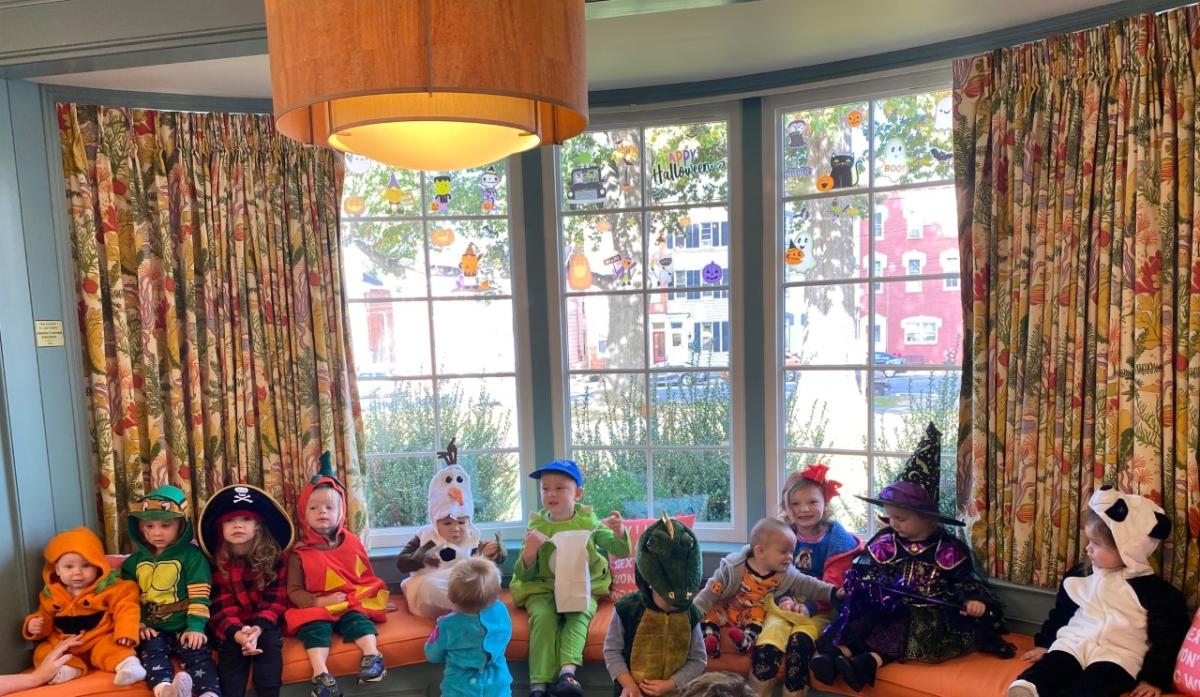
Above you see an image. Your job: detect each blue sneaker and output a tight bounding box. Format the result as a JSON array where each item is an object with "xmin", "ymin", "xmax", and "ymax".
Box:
[
  {"xmin": 310, "ymin": 672, "xmax": 341, "ymax": 697},
  {"xmin": 358, "ymin": 654, "xmax": 386, "ymax": 683}
]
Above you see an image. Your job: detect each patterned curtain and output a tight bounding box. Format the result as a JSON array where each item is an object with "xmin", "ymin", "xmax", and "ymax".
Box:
[
  {"xmin": 58, "ymin": 105, "xmax": 368, "ymax": 551},
  {"xmin": 953, "ymin": 8, "xmax": 1200, "ymax": 597}
]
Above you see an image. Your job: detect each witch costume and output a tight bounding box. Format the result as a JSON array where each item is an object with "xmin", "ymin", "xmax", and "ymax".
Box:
[{"xmin": 812, "ymin": 423, "xmax": 1013, "ymax": 691}]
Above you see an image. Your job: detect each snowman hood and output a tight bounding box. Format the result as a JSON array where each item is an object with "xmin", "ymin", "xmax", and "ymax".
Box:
[
  {"xmin": 427, "ymin": 438, "xmax": 475, "ymax": 523},
  {"xmin": 1088, "ymin": 485, "xmax": 1171, "ymax": 577}
]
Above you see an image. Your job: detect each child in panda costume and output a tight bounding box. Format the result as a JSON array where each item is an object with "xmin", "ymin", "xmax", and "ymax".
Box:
[
  {"xmin": 396, "ymin": 439, "xmax": 506, "ymax": 618},
  {"xmin": 1008, "ymin": 486, "xmax": 1189, "ymax": 697}
]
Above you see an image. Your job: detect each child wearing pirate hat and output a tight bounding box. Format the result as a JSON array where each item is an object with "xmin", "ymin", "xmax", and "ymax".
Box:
[
  {"xmin": 120, "ymin": 485, "xmax": 221, "ymax": 697},
  {"xmin": 200, "ymin": 484, "xmax": 295, "ymax": 697},
  {"xmin": 811, "ymin": 424, "xmax": 1013, "ymax": 692}
]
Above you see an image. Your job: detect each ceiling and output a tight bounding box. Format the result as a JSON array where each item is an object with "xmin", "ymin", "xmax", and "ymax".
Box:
[{"xmin": 33, "ymin": 0, "xmax": 1126, "ymax": 97}]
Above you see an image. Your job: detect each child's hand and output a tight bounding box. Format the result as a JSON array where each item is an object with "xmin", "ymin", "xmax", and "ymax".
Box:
[
  {"xmin": 236, "ymin": 626, "xmax": 263, "ymax": 655},
  {"xmin": 1021, "ymin": 647, "xmax": 1048, "ymax": 662},
  {"xmin": 30, "ymin": 634, "xmax": 82, "ymax": 684},
  {"xmin": 521, "ymin": 529, "xmax": 548, "ymax": 565},
  {"xmin": 961, "ymin": 600, "xmax": 986, "ymax": 617},
  {"xmin": 619, "ymin": 687, "xmax": 643, "ymax": 697},
  {"xmin": 777, "ymin": 597, "xmax": 798, "ymax": 613},
  {"xmin": 116, "ymin": 637, "xmax": 136, "ymax": 647},
  {"xmin": 317, "ymin": 592, "xmax": 348, "ymax": 607},
  {"xmin": 180, "ymin": 631, "xmax": 207, "ymax": 650},
  {"xmin": 26, "ymin": 616, "xmax": 45, "ymax": 635},
  {"xmin": 835, "ymin": 587, "xmax": 847, "ymax": 600},
  {"xmin": 423, "ymin": 552, "xmax": 441, "ymax": 567},
  {"xmin": 603, "ymin": 511, "xmax": 626, "ymax": 537},
  {"xmin": 1131, "ymin": 682, "xmax": 1162, "ymax": 697},
  {"xmin": 639, "ymin": 679, "xmax": 676, "ymax": 696},
  {"xmin": 481, "ymin": 541, "xmax": 501, "ymax": 559},
  {"xmin": 138, "ymin": 624, "xmax": 159, "ymax": 640}
]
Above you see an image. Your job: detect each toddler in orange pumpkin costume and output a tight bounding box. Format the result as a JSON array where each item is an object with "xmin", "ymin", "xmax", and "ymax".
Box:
[
  {"xmin": 286, "ymin": 451, "xmax": 390, "ymax": 697},
  {"xmin": 22, "ymin": 526, "xmax": 146, "ymax": 686}
]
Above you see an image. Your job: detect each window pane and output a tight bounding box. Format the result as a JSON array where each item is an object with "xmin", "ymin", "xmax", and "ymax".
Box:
[
  {"xmin": 342, "ymin": 158, "xmax": 422, "ymax": 216},
  {"xmin": 432, "ymin": 299, "xmax": 516, "ymax": 374},
  {"xmin": 647, "ymin": 121, "xmax": 729, "ymax": 206},
  {"xmin": 360, "ymin": 381, "xmax": 437, "ymax": 453},
  {"xmin": 652, "ymin": 450, "xmax": 731, "ymax": 522},
  {"xmin": 366, "ymin": 455, "xmax": 436, "ymax": 527},
  {"xmin": 650, "ymin": 297, "xmax": 730, "ymax": 369},
  {"xmin": 783, "ymin": 197, "xmax": 868, "ymax": 282},
  {"xmin": 562, "ymin": 212, "xmax": 643, "ymax": 292},
  {"xmin": 342, "ymin": 221, "xmax": 428, "ymax": 298},
  {"xmin": 560, "ymin": 128, "xmax": 642, "ymax": 211},
  {"xmin": 437, "ymin": 377, "xmax": 519, "ymax": 449},
  {"xmin": 872, "ymin": 90, "xmax": 953, "ymax": 186},
  {"xmin": 423, "ymin": 161, "xmax": 509, "ymax": 216},
  {"xmin": 873, "ymin": 370, "xmax": 961, "ymax": 451},
  {"xmin": 565, "ymin": 294, "xmax": 646, "ymax": 370},
  {"xmin": 348, "ymin": 301, "xmax": 431, "ymax": 376},
  {"xmin": 429, "ymin": 219, "xmax": 511, "ymax": 296},
  {"xmin": 785, "ymin": 452, "xmax": 869, "ymax": 534},
  {"xmin": 874, "ymin": 186, "xmax": 957, "ymax": 276},
  {"xmin": 781, "ymin": 102, "xmax": 869, "ymax": 197},
  {"xmin": 784, "ymin": 284, "xmax": 867, "ymax": 366},
  {"xmin": 874, "ymin": 280, "xmax": 963, "ymax": 367},
  {"xmin": 785, "ymin": 370, "xmax": 867, "ymax": 450},
  {"xmin": 570, "ymin": 374, "xmax": 647, "ymax": 446},
  {"xmin": 874, "ymin": 452, "xmax": 959, "ymax": 524},
  {"xmin": 651, "ymin": 371, "xmax": 730, "ymax": 445},
  {"xmin": 456, "ymin": 451, "xmax": 521, "ymax": 523},
  {"xmin": 648, "ymin": 207, "xmax": 729, "ymax": 290},
  {"xmin": 573, "ymin": 449, "xmax": 648, "ymax": 517}
]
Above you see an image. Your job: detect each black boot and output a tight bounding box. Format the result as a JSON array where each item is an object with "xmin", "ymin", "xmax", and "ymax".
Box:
[
  {"xmin": 809, "ymin": 653, "xmax": 838, "ymax": 685},
  {"xmin": 835, "ymin": 653, "xmax": 878, "ymax": 692},
  {"xmin": 784, "ymin": 634, "xmax": 816, "ymax": 691}
]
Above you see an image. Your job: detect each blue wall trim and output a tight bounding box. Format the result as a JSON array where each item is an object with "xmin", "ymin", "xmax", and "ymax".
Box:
[
  {"xmin": 518, "ymin": 150, "xmax": 557, "ymax": 468},
  {"xmin": 590, "ymin": 0, "xmax": 1194, "ymax": 107},
  {"xmin": 41, "ymin": 84, "xmax": 273, "ymax": 114},
  {"xmin": 738, "ymin": 97, "xmax": 767, "ymax": 527}
]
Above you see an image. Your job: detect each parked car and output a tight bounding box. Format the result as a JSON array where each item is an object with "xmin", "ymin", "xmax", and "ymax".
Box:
[{"xmin": 873, "ymin": 351, "xmax": 904, "ymax": 377}]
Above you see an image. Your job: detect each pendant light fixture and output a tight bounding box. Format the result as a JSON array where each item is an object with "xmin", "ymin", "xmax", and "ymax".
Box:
[{"xmin": 264, "ymin": 0, "xmax": 589, "ymax": 171}]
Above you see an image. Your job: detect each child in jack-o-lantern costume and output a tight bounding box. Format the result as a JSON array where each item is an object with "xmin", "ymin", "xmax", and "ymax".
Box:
[
  {"xmin": 604, "ymin": 515, "xmax": 708, "ymax": 697},
  {"xmin": 285, "ymin": 451, "xmax": 389, "ymax": 697}
]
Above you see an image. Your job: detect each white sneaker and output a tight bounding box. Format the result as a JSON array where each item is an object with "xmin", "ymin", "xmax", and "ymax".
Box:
[
  {"xmin": 48, "ymin": 665, "xmax": 82, "ymax": 684},
  {"xmin": 153, "ymin": 683, "xmax": 179, "ymax": 697},
  {"xmin": 113, "ymin": 656, "xmax": 147, "ymax": 686},
  {"xmin": 172, "ymin": 670, "xmax": 194, "ymax": 697},
  {"xmin": 1008, "ymin": 679, "xmax": 1039, "ymax": 697}
]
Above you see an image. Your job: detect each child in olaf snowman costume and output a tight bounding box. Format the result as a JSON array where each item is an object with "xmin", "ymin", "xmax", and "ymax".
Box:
[{"xmin": 397, "ymin": 439, "xmax": 506, "ymax": 619}]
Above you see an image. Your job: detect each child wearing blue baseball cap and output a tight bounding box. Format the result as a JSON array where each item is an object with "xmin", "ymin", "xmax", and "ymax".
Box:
[{"xmin": 509, "ymin": 460, "xmax": 631, "ymax": 697}]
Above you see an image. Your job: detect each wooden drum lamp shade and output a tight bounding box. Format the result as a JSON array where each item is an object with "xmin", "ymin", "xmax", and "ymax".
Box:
[{"xmin": 264, "ymin": 0, "xmax": 589, "ymax": 171}]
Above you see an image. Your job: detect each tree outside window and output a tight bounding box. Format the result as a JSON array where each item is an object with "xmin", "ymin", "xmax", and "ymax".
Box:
[
  {"xmin": 778, "ymin": 88, "xmax": 963, "ymax": 532},
  {"xmin": 559, "ymin": 119, "xmax": 734, "ymax": 526}
]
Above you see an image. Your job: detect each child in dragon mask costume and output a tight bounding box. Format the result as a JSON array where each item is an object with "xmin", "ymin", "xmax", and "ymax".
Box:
[{"xmin": 604, "ymin": 516, "xmax": 707, "ymax": 697}]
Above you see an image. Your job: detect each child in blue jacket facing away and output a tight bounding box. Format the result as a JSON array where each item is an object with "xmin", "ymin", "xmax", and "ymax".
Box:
[{"xmin": 425, "ymin": 557, "xmax": 512, "ymax": 696}]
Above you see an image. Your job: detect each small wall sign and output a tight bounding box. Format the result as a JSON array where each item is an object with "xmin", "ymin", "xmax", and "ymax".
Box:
[{"xmin": 35, "ymin": 320, "xmax": 64, "ymax": 347}]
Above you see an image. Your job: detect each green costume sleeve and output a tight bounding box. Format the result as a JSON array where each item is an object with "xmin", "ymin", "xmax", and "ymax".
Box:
[
  {"xmin": 592, "ymin": 523, "xmax": 632, "ymax": 558},
  {"xmin": 182, "ymin": 548, "xmax": 213, "ymax": 634}
]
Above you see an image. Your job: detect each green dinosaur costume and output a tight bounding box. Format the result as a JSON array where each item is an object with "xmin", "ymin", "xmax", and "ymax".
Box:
[{"xmin": 607, "ymin": 516, "xmax": 705, "ymax": 694}]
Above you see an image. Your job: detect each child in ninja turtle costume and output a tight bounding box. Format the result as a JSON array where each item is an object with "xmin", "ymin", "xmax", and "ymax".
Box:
[{"xmin": 603, "ymin": 515, "xmax": 707, "ymax": 697}]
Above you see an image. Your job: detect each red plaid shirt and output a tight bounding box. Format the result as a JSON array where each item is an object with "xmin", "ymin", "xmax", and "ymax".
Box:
[{"xmin": 210, "ymin": 555, "xmax": 289, "ymax": 641}]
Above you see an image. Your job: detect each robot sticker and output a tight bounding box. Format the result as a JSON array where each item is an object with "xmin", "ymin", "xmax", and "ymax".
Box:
[
  {"xmin": 431, "ymin": 175, "xmax": 453, "ymax": 212},
  {"xmin": 480, "ymin": 166, "xmax": 500, "ymax": 211}
]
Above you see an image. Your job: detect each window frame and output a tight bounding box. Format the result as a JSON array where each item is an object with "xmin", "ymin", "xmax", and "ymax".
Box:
[
  {"xmin": 542, "ymin": 101, "xmax": 747, "ymax": 543},
  {"xmin": 342, "ymin": 157, "xmax": 538, "ymax": 548},
  {"xmin": 761, "ymin": 66, "xmax": 960, "ymax": 536}
]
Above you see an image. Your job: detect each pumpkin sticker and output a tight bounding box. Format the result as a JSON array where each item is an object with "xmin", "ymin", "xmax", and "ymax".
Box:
[
  {"xmin": 816, "ymin": 174, "xmax": 835, "ymax": 192},
  {"xmin": 846, "ymin": 110, "xmax": 864, "ymax": 128}
]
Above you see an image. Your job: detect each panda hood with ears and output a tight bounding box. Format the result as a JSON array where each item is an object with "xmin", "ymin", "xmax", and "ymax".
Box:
[{"xmin": 1088, "ymin": 485, "xmax": 1172, "ymax": 578}]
